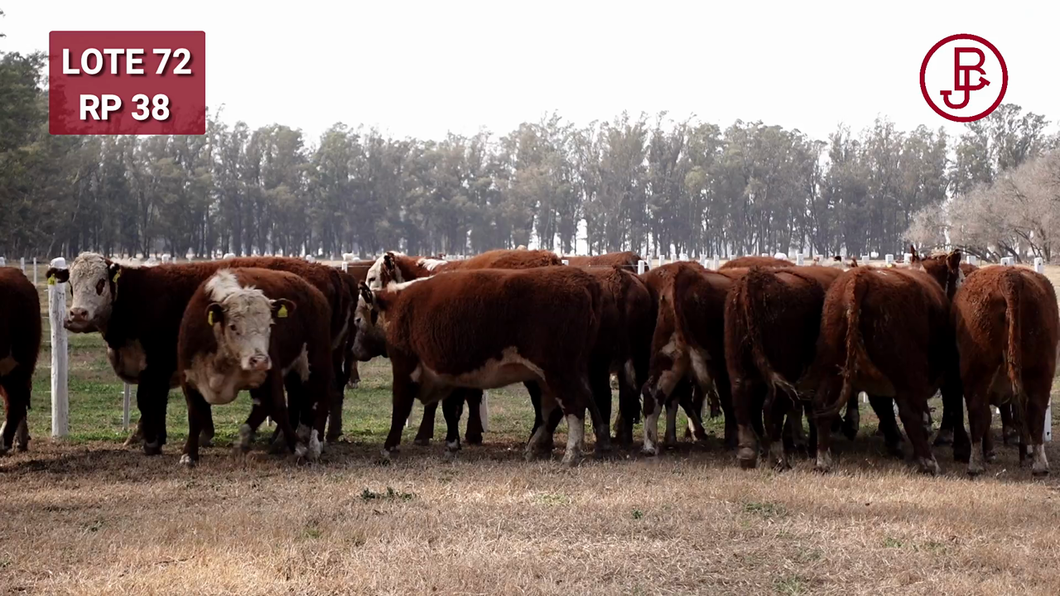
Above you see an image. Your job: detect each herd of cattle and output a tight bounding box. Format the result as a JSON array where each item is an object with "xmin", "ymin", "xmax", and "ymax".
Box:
[{"xmin": 0, "ymin": 245, "xmax": 1056, "ymax": 477}]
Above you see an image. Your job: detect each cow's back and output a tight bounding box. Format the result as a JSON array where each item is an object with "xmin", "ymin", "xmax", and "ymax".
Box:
[
  {"xmin": 720, "ymin": 256, "xmax": 789, "ymax": 270},
  {"xmin": 459, "ymin": 249, "xmax": 563, "ymax": 270}
]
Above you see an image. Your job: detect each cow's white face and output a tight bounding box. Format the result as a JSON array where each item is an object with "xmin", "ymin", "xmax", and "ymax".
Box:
[
  {"xmin": 65, "ymin": 253, "xmax": 120, "ymax": 332},
  {"xmin": 365, "ymin": 252, "xmax": 405, "ymax": 290},
  {"xmin": 351, "ymin": 291, "xmax": 387, "ymax": 361},
  {"xmin": 205, "ymin": 271, "xmax": 294, "ymax": 372}
]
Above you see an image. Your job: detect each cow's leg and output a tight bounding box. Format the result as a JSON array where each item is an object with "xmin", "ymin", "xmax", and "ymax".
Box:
[
  {"xmin": 526, "ymin": 391, "xmax": 560, "ymax": 461},
  {"xmin": 1000, "ymin": 402, "xmax": 1018, "ymax": 446},
  {"xmin": 966, "ymin": 387, "xmax": 991, "ymax": 476},
  {"xmin": 895, "ymin": 394, "xmax": 939, "ymax": 475},
  {"xmin": 123, "ymin": 416, "xmax": 144, "ymax": 447},
  {"xmin": 553, "ymin": 377, "xmax": 594, "ymax": 467},
  {"xmin": 678, "ymin": 381, "xmax": 708, "ymax": 443},
  {"xmin": 382, "ymin": 363, "xmax": 419, "ymax": 459},
  {"xmin": 1025, "ymin": 376, "xmax": 1051, "ymax": 476},
  {"xmin": 812, "ymin": 375, "xmax": 843, "ymax": 473},
  {"xmin": 584, "ymin": 374, "xmax": 612, "ymax": 457},
  {"xmin": 267, "ymin": 369, "xmax": 299, "ymax": 458},
  {"xmin": 464, "ymin": 389, "xmax": 485, "ymax": 446},
  {"xmin": 238, "ymin": 396, "xmax": 272, "ymax": 454},
  {"xmin": 325, "ymin": 383, "xmax": 345, "ymax": 444},
  {"xmin": 441, "ymin": 391, "xmax": 463, "ymax": 457},
  {"xmin": 782, "ymin": 401, "xmax": 808, "ymax": 455},
  {"xmin": 640, "ymin": 371, "xmax": 677, "ymax": 456},
  {"xmin": 716, "ymin": 376, "xmax": 739, "ymax": 451},
  {"xmin": 179, "ymin": 387, "xmax": 210, "ymax": 467},
  {"xmin": 414, "ymin": 401, "xmax": 438, "ymax": 446},
  {"xmin": 663, "ymin": 397, "xmax": 680, "ymax": 449},
  {"xmin": 764, "ymin": 395, "xmax": 792, "ymax": 471},
  {"xmin": 867, "ymin": 395, "xmax": 904, "ymax": 459},
  {"xmin": 589, "ymin": 362, "xmax": 613, "ymax": 447},
  {"xmin": 0, "ymin": 378, "xmax": 28, "ymax": 455},
  {"xmin": 347, "ymin": 358, "xmax": 360, "ymax": 388},
  {"xmin": 296, "ymin": 363, "xmax": 332, "ymax": 462},
  {"xmin": 732, "ymin": 374, "xmax": 765, "ymax": 469},
  {"xmin": 615, "ymin": 361, "xmax": 640, "ymax": 448},
  {"xmin": 199, "ymin": 403, "xmax": 215, "ymax": 448},
  {"xmin": 841, "ymin": 393, "xmax": 860, "ymax": 441},
  {"xmin": 137, "ymin": 371, "xmax": 171, "ymax": 455}
]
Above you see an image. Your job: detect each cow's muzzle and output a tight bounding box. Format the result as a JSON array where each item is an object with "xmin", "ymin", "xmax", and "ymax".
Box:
[
  {"xmin": 64, "ymin": 308, "xmax": 96, "ymax": 332},
  {"xmin": 243, "ymin": 353, "xmax": 271, "ymax": 372}
]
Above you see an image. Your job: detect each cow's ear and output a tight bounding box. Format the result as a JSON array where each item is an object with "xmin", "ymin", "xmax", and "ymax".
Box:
[
  {"xmin": 271, "ymin": 298, "xmax": 295, "ymax": 320},
  {"xmin": 108, "ymin": 262, "xmax": 123, "ymax": 283},
  {"xmin": 205, "ymin": 303, "xmax": 224, "ymax": 327},
  {"xmin": 46, "ymin": 267, "xmax": 70, "ymax": 284},
  {"xmin": 947, "ymin": 249, "xmax": 962, "ymax": 270},
  {"xmin": 383, "ymin": 252, "xmax": 396, "ymax": 273},
  {"xmin": 909, "ymin": 245, "xmax": 921, "ymax": 263},
  {"xmin": 358, "ymin": 281, "xmax": 374, "ymax": 306}
]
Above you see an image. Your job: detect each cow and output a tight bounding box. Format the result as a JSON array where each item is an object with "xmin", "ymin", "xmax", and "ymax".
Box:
[
  {"xmin": 0, "ymin": 268, "xmax": 41, "ymax": 454},
  {"xmin": 726, "ymin": 265, "xmax": 897, "ymax": 470},
  {"xmin": 353, "ymin": 266, "xmax": 606, "ymax": 465},
  {"xmin": 639, "ymin": 262, "xmax": 748, "ymax": 455},
  {"xmin": 720, "ymin": 256, "xmax": 790, "ymax": 270},
  {"xmin": 356, "ymin": 248, "xmax": 565, "ymax": 448},
  {"xmin": 177, "ymin": 268, "xmax": 334, "ymax": 466},
  {"xmin": 338, "ymin": 259, "xmax": 376, "ymax": 390},
  {"xmin": 529, "ymin": 265, "xmax": 656, "ymax": 450},
  {"xmin": 46, "ymin": 253, "xmax": 353, "ymax": 454},
  {"xmin": 803, "ymin": 249, "xmax": 963, "ymax": 475},
  {"xmin": 952, "ymin": 265, "xmax": 1059, "ymax": 476},
  {"xmin": 563, "ymin": 251, "xmax": 645, "ymax": 272}
]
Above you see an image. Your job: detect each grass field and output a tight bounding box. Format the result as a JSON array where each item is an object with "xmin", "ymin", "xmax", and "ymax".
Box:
[{"xmin": 4, "ymin": 261, "xmax": 1060, "ymax": 595}]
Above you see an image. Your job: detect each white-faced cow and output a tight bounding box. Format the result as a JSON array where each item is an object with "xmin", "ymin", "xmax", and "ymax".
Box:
[{"xmin": 177, "ymin": 268, "xmax": 334, "ymax": 466}]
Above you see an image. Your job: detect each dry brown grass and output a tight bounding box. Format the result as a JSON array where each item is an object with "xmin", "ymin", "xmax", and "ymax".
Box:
[{"xmin": 3, "ymin": 260, "xmax": 1060, "ymax": 595}]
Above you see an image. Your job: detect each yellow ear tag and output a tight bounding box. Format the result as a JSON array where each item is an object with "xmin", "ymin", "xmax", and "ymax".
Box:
[
  {"xmin": 48, "ymin": 275, "xmax": 56, "ymax": 285},
  {"xmin": 112, "ymin": 269, "xmax": 121, "ymax": 282},
  {"xmin": 277, "ymin": 304, "xmax": 288, "ymax": 318},
  {"xmin": 207, "ymin": 311, "xmax": 214, "ymax": 326}
]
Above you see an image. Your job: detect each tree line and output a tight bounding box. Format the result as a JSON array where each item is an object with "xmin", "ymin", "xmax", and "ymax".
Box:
[{"xmin": 2, "ymin": 50, "xmax": 1057, "ymax": 262}]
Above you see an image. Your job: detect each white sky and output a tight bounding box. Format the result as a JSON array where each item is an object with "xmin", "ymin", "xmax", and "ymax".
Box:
[{"xmin": 3, "ymin": 0, "xmax": 1058, "ymax": 145}]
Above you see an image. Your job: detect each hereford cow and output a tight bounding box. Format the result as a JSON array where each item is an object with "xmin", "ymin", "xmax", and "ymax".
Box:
[
  {"xmin": 953, "ymin": 265, "xmax": 1059, "ymax": 476},
  {"xmin": 356, "ymin": 248, "xmax": 565, "ymax": 448},
  {"xmin": 178, "ymin": 268, "xmax": 334, "ymax": 466},
  {"xmin": 720, "ymin": 256, "xmax": 789, "ymax": 270},
  {"xmin": 563, "ymin": 251, "xmax": 645, "ymax": 272},
  {"xmin": 726, "ymin": 265, "xmax": 895, "ymax": 470},
  {"xmin": 639, "ymin": 262, "xmax": 748, "ymax": 454},
  {"xmin": 46, "ymin": 253, "xmax": 353, "ymax": 454},
  {"xmin": 0, "ymin": 269, "xmax": 41, "ymax": 454},
  {"xmin": 804, "ymin": 249, "xmax": 963, "ymax": 474},
  {"xmin": 529, "ymin": 265, "xmax": 655, "ymax": 450},
  {"xmin": 354, "ymin": 267, "xmax": 605, "ymax": 465}
]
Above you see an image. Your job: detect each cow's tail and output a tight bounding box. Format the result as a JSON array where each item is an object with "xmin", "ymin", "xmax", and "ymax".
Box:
[
  {"xmin": 819, "ymin": 271, "xmax": 892, "ymax": 420},
  {"xmin": 740, "ymin": 268, "xmax": 798, "ymax": 409},
  {"xmin": 1001, "ymin": 269, "xmax": 1025, "ymax": 411}
]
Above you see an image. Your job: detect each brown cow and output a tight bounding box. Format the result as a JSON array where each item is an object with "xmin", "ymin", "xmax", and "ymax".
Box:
[
  {"xmin": 720, "ymin": 256, "xmax": 790, "ymax": 270},
  {"xmin": 0, "ymin": 268, "xmax": 41, "ymax": 454},
  {"xmin": 804, "ymin": 249, "xmax": 963, "ymax": 474},
  {"xmin": 726, "ymin": 265, "xmax": 894, "ymax": 470},
  {"xmin": 953, "ymin": 265, "xmax": 1059, "ymax": 476},
  {"xmin": 640, "ymin": 262, "xmax": 747, "ymax": 454},
  {"xmin": 354, "ymin": 267, "xmax": 605, "ymax": 465},
  {"xmin": 530, "ymin": 265, "xmax": 655, "ymax": 450},
  {"xmin": 563, "ymin": 251, "xmax": 645, "ymax": 272},
  {"xmin": 46, "ymin": 253, "xmax": 353, "ymax": 454},
  {"xmin": 177, "ymin": 268, "xmax": 334, "ymax": 466},
  {"xmin": 356, "ymin": 248, "xmax": 565, "ymax": 447}
]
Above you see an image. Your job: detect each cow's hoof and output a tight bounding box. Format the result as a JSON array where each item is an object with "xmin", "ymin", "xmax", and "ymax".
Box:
[
  {"xmin": 325, "ymin": 432, "xmax": 342, "ymax": 444},
  {"xmin": 967, "ymin": 464, "xmax": 984, "ymax": 477},
  {"xmin": 933, "ymin": 429, "xmax": 954, "ymax": 446},
  {"xmin": 445, "ymin": 440, "xmax": 461, "ymax": 453},
  {"xmin": 307, "ymin": 432, "xmax": 322, "ymax": 461},
  {"xmin": 952, "ymin": 443, "xmax": 971, "ymax": 463},
  {"xmin": 772, "ymin": 458, "xmax": 791, "ymax": 472},
  {"xmin": 918, "ymin": 457, "xmax": 941, "ymax": 476},
  {"xmin": 561, "ymin": 450, "xmax": 582, "ymax": 467},
  {"xmin": 814, "ymin": 452, "xmax": 834, "ymax": 473},
  {"xmin": 143, "ymin": 441, "xmax": 163, "ymax": 456},
  {"xmin": 413, "ymin": 437, "xmax": 431, "ymax": 447},
  {"xmin": 179, "ymin": 454, "xmax": 196, "ymax": 468},
  {"xmin": 640, "ymin": 444, "xmax": 657, "ymax": 456},
  {"xmin": 985, "ymin": 449, "xmax": 998, "ymax": 463},
  {"xmin": 737, "ymin": 448, "xmax": 758, "ymax": 469},
  {"xmin": 465, "ymin": 433, "xmax": 483, "ymax": 446},
  {"xmin": 1032, "ymin": 464, "xmax": 1050, "ymax": 477}
]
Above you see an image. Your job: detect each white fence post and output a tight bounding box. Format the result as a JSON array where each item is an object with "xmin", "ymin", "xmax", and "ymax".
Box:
[
  {"xmin": 1001, "ymin": 257, "xmax": 1014, "ymax": 266},
  {"xmin": 48, "ymin": 257, "xmax": 69, "ymax": 438},
  {"xmin": 20, "ymin": 257, "xmax": 25, "ymax": 273},
  {"xmin": 885, "ymin": 254, "xmax": 894, "ymax": 265},
  {"xmin": 561, "ymin": 259, "xmax": 569, "ymax": 266},
  {"xmin": 122, "ymin": 383, "xmax": 132, "ymax": 431},
  {"xmin": 637, "ymin": 260, "xmax": 647, "ymax": 274},
  {"xmin": 33, "ymin": 258, "xmax": 37, "ymax": 285},
  {"xmin": 0, "ymin": 256, "xmax": 5, "ymax": 267},
  {"xmin": 712, "ymin": 256, "xmax": 719, "ymax": 270},
  {"xmin": 796, "ymin": 253, "xmax": 804, "ymax": 266},
  {"xmin": 341, "ymin": 261, "xmax": 348, "ymax": 273}
]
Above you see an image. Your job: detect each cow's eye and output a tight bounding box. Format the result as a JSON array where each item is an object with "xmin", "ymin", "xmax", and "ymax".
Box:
[
  {"xmin": 229, "ymin": 324, "xmax": 237, "ymax": 332},
  {"xmin": 95, "ymin": 279, "xmax": 106, "ymax": 295}
]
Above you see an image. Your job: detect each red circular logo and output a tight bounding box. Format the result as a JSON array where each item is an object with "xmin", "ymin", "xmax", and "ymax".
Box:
[{"xmin": 920, "ymin": 34, "xmax": 1007, "ymax": 123}]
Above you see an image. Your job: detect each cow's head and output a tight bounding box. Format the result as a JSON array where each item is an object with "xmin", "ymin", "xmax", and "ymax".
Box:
[
  {"xmin": 365, "ymin": 251, "xmax": 404, "ymax": 291},
  {"xmin": 351, "ymin": 281, "xmax": 389, "ymax": 361},
  {"xmin": 909, "ymin": 245, "xmax": 963, "ymax": 299},
  {"xmin": 56, "ymin": 252, "xmax": 127, "ymax": 332},
  {"xmin": 204, "ymin": 270, "xmax": 295, "ymax": 373}
]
